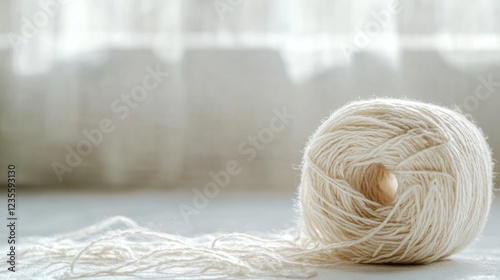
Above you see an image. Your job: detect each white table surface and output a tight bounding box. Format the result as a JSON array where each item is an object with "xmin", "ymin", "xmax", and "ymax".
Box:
[{"xmin": 4, "ymin": 191, "xmax": 500, "ymax": 279}]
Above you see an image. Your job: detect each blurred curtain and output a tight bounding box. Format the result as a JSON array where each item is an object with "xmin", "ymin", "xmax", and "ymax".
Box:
[
  {"xmin": 7, "ymin": 0, "xmax": 500, "ymax": 78},
  {"xmin": 1, "ymin": 0, "xmax": 499, "ymax": 190}
]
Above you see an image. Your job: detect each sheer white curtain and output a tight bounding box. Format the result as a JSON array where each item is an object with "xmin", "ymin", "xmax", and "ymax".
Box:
[
  {"xmin": 7, "ymin": 0, "xmax": 500, "ymax": 78},
  {"xmin": 1, "ymin": 0, "xmax": 499, "ymax": 190}
]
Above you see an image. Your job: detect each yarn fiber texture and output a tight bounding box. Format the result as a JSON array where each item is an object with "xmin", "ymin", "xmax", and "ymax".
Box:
[
  {"xmin": 13, "ymin": 98, "xmax": 494, "ymax": 279},
  {"xmin": 298, "ymin": 98, "xmax": 493, "ymax": 264}
]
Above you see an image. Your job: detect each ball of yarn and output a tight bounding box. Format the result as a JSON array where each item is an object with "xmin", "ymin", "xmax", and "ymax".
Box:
[{"xmin": 298, "ymin": 98, "xmax": 493, "ymax": 264}]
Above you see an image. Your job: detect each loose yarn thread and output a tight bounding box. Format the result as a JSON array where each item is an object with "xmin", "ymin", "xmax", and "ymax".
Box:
[{"xmin": 15, "ymin": 98, "xmax": 494, "ymax": 279}]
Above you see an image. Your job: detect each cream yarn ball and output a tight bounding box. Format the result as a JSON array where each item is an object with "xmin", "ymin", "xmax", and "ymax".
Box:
[{"xmin": 298, "ymin": 98, "xmax": 493, "ymax": 264}]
